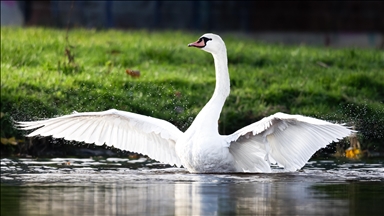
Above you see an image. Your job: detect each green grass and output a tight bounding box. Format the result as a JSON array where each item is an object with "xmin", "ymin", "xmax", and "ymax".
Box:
[{"xmin": 1, "ymin": 27, "xmax": 384, "ymax": 152}]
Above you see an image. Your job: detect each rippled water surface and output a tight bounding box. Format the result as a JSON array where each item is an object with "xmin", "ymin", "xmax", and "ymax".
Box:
[{"xmin": 1, "ymin": 157, "xmax": 383, "ymax": 216}]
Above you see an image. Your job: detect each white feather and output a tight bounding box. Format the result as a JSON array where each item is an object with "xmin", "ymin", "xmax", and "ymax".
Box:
[
  {"xmin": 227, "ymin": 112, "xmax": 353, "ymax": 172},
  {"xmin": 17, "ymin": 109, "xmax": 183, "ymax": 167}
]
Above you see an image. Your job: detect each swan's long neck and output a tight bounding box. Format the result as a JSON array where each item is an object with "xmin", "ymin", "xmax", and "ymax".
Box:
[
  {"xmin": 189, "ymin": 48, "xmax": 230, "ymax": 134},
  {"xmin": 212, "ymin": 51, "xmax": 230, "ymax": 100}
]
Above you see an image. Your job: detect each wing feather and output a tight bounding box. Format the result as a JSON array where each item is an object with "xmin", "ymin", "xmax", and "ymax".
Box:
[
  {"xmin": 16, "ymin": 109, "xmax": 183, "ymax": 167},
  {"xmin": 56, "ymin": 119, "xmax": 86, "ymax": 138},
  {"xmin": 227, "ymin": 112, "xmax": 353, "ymax": 172},
  {"xmin": 81, "ymin": 119, "xmax": 100, "ymax": 143}
]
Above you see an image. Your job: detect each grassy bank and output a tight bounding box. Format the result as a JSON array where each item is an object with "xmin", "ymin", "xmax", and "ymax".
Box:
[{"xmin": 1, "ymin": 27, "xmax": 383, "ymax": 156}]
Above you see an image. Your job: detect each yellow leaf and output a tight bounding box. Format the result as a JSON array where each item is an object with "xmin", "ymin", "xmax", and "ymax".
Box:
[
  {"xmin": 345, "ymin": 147, "xmax": 362, "ymax": 159},
  {"xmin": 8, "ymin": 137, "xmax": 18, "ymax": 145},
  {"xmin": 0, "ymin": 112, "xmax": 4, "ymax": 118},
  {"xmin": 1, "ymin": 138, "xmax": 8, "ymax": 145},
  {"xmin": 353, "ymin": 148, "xmax": 361, "ymax": 155},
  {"xmin": 0, "ymin": 137, "xmax": 18, "ymax": 145}
]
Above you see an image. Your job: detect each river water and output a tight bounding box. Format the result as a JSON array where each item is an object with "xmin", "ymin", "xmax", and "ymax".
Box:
[{"xmin": 1, "ymin": 157, "xmax": 383, "ymax": 216}]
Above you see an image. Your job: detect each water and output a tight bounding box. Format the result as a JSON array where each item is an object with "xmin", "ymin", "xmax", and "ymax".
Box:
[{"xmin": 1, "ymin": 158, "xmax": 383, "ymax": 216}]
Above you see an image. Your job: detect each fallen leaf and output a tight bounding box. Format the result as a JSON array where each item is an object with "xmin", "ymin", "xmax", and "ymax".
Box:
[
  {"xmin": 316, "ymin": 61, "xmax": 329, "ymax": 68},
  {"xmin": 109, "ymin": 49, "xmax": 121, "ymax": 55},
  {"xmin": 7, "ymin": 137, "xmax": 18, "ymax": 145},
  {"xmin": 126, "ymin": 69, "xmax": 141, "ymax": 78},
  {"xmin": 174, "ymin": 91, "xmax": 182, "ymax": 98},
  {"xmin": 1, "ymin": 138, "xmax": 8, "ymax": 145},
  {"xmin": 0, "ymin": 137, "xmax": 18, "ymax": 145}
]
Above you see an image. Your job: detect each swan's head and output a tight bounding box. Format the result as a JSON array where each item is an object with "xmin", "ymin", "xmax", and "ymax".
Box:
[{"xmin": 188, "ymin": 33, "xmax": 226, "ymax": 54}]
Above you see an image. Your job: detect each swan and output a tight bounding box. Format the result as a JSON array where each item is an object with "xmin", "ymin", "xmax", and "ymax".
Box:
[{"xmin": 16, "ymin": 33, "xmax": 353, "ymax": 173}]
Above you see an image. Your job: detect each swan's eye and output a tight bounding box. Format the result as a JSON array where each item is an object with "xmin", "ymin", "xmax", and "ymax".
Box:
[
  {"xmin": 197, "ymin": 37, "xmax": 212, "ymax": 44},
  {"xmin": 201, "ymin": 37, "xmax": 212, "ymax": 44}
]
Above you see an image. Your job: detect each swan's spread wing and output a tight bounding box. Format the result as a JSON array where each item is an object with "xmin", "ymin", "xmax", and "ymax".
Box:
[
  {"xmin": 16, "ymin": 109, "xmax": 183, "ymax": 167},
  {"xmin": 227, "ymin": 112, "xmax": 353, "ymax": 172}
]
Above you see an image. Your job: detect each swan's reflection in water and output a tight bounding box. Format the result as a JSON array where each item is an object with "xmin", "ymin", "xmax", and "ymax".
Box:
[
  {"xmin": 174, "ymin": 181, "xmax": 349, "ymax": 216},
  {"xmin": 13, "ymin": 180, "xmax": 352, "ymax": 216},
  {"xmin": 2, "ymin": 158, "xmax": 383, "ymax": 216}
]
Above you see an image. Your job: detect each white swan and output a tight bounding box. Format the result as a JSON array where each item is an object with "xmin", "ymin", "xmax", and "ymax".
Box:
[{"xmin": 17, "ymin": 33, "xmax": 353, "ymax": 173}]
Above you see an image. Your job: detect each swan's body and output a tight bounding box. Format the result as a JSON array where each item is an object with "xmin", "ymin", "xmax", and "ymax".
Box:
[{"xmin": 17, "ymin": 33, "xmax": 353, "ymax": 173}]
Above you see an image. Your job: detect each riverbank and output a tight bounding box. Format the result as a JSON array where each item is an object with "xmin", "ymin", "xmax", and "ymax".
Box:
[{"xmin": 1, "ymin": 27, "xmax": 383, "ymax": 156}]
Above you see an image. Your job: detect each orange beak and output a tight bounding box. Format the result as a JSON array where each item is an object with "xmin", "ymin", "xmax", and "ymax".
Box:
[{"xmin": 188, "ymin": 39, "xmax": 205, "ymax": 48}]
